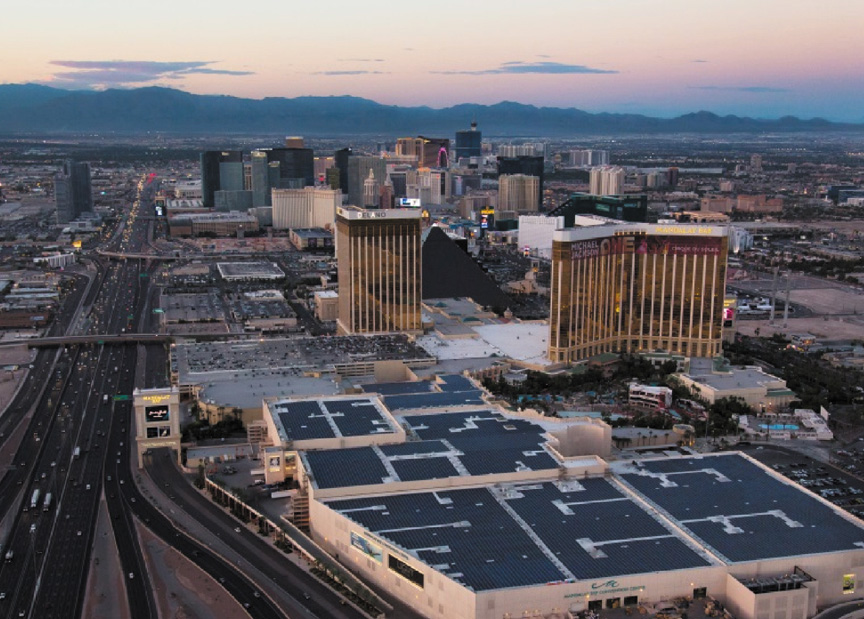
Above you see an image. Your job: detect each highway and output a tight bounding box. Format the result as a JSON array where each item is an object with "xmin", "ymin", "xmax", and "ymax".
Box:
[
  {"xmin": 0, "ymin": 176, "xmax": 160, "ymax": 619},
  {"xmin": 145, "ymin": 448, "xmax": 367, "ymax": 619},
  {"xmin": 0, "ymin": 170, "xmax": 392, "ymax": 618}
]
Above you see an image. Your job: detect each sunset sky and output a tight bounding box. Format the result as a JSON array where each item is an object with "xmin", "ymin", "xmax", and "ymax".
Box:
[{"xmin": 4, "ymin": 0, "xmax": 863, "ymax": 121}]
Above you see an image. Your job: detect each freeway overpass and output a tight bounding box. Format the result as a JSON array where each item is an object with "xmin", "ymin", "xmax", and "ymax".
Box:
[{"xmin": 0, "ymin": 334, "xmax": 173, "ymax": 348}]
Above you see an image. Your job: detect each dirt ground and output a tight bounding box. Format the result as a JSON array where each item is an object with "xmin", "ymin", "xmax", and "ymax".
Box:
[
  {"xmin": 736, "ymin": 316, "xmax": 864, "ymax": 341},
  {"xmin": 789, "ymin": 287, "xmax": 864, "ymax": 316},
  {"xmin": 138, "ymin": 523, "xmax": 248, "ymax": 619}
]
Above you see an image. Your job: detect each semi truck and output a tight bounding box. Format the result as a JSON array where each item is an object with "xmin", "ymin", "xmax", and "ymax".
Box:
[{"xmin": 28, "ymin": 489, "xmax": 40, "ymax": 511}]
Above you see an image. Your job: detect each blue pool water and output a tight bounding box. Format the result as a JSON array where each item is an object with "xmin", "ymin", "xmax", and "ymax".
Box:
[{"xmin": 759, "ymin": 424, "xmax": 799, "ymax": 431}]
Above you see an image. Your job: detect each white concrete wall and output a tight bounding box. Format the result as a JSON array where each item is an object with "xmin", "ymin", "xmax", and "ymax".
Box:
[
  {"xmin": 310, "ymin": 500, "xmax": 477, "ymax": 619},
  {"xmin": 518, "ymin": 215, "xmax": 564, "ymax": 259}
]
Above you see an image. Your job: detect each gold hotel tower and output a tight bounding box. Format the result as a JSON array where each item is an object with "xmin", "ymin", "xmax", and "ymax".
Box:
[
  {"xmin": 336, "ymin": 206, "xmax": 422, "ymax": 335},
  {"xmin": 549, "ymin": 223, "xmax": 728, "ymax": 363}
]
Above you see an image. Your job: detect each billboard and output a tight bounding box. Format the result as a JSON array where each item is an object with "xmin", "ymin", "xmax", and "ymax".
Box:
[
  {"xmin": 642, "ymin": 236, "xmax": 722, "ymax": 257},
  {"xmin": 388, "ymin": 554, "xmax": 424, "ymax": 588},
  {"xmin": 398, "ymin": 198, "xmax": 421, "ymax": 207},
  {"xmin": 571, "ymin": 235, "xmax": 723, "ymax": 262},
  {"xmin": 145, "ymin": 405, "xmax": 170, "ymax": 423},
  {"xmin": 351, "ymin": 532, "xmax": 383, "ymax": 563}
]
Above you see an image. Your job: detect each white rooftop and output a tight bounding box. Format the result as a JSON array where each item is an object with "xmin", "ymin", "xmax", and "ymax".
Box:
[{"xmin": 416, "ymin": 322, "xmax": 552, "ymax": 367}]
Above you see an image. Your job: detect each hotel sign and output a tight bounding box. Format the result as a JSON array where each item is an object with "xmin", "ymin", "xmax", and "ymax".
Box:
[
  {"xmin": 571, "ymin": 235, "xmax": 721, "ymax": 261},
  {"xmin": 142, "ymin": 394, "xmax": 171, "ymax": 404},
  {"xmin": 564, "ymin": 580, "xmax": 644, "ymax": 599},
  {"xmin": 655, "ymin": 226, "xmax": 716, "ymax": 235}
]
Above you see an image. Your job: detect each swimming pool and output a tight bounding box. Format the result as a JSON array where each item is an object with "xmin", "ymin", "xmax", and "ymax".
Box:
[{"xmin": 758, "ymin": 424, "xmax": 799, "ymax": 431}]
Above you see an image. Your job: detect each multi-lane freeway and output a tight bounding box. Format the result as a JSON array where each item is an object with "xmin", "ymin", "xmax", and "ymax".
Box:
[{"xmin": 0, "ymin": 171, "xmax": 412, "ymax": 619}]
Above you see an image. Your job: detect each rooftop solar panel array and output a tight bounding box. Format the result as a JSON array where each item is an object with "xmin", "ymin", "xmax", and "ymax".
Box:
[
  {"xmin": 304, "ymin": 448, "xmax": 391, "ymax": 488},
  {"xmin": 302, "ymin": 412, "xmax": 560, "ymax": 489},
  {"xmin": 391, "ymin": 457, "xmax": 461, "ymax": 481},
  {"xmin": 437, "ymin": 374, "xmax": 476, "ymax": 392},
  {"xmin": 384, "ymin": 391, "xmax": 486, "ymax": 411},
  {"xmin": 360, "ymin": 381, "xmax": 435, "ymax": 395},
  {"xmin": 379, "ymin": 440, "xmax": 450, "ymax": 457},
  {"xmin": 326, "ymin": 479, "xmax": 712, "ymax": 591},
  {"xmin": 323, "ymin": 399, "xmax": 395, "ymax": 437},
  {"xmin": 326, "ymin": 487, "xmax": 567, "ymax": 591},
  {"xmin": 618, "ymin": 454, "xmax": 864, "ymax": 562},
  {"xmin": 407, "ymin": 412, "xmax": 559, "ymax": 476},
  {"xmin": 272, "ymin": 397, "xmax": 396, "ymax": 441},
  {"xmin": 275, "ymin": 400, "xmax": 334, "ymax": 441},
  {"xmin": 503, "ymin": 480, "xmax": 711, "ymax": 579}
]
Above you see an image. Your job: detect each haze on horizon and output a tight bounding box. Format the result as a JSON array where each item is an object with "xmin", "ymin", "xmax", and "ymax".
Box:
[{"xmin": 4, "ymin": 0, "xmax": 863, "ymax": 122}]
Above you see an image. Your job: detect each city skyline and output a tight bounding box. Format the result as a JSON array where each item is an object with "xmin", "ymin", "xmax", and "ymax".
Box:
[{"xmin": 3, "ymin": 0, "xmax": 863, "ymax": 121}]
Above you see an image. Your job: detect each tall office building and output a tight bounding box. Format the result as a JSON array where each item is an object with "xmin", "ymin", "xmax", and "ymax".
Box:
[
  {"xmin": 569, "ymin": 149, "xmax": 609, "ymax": 167},
  {"xmin": 666, "ymin": 167, "xmax": 679, "ymax": 189},
  {"xmin": 396, "ymin": 136, "xmax": 450, "ymax": 167},
  {"xmin": 334, "ymin": 148, "xmax": 352, "ymax": 195},
  {"xmin": 750, "ymin": 154, "xmax": 763, "ymax": 173},
  {"xmin": 243, "ymin": 163, "xmax": 252, "ymax": 190},
  {"xmin": 498, "ymin": 156, "xmax": 544, "ymax": 208},
  {"xmin": 589, "ymin": 166, "xmax": 625, "ymax": 196},
  {"xmin": 272, "ymin": 187, "xmax": 341, "ymax": 230},
  {"xmin": 285, "ymin": 136, "xmax": 305, "ymax": 148},
  {"xmin": 347, "ymin": 156, "xmax": 387, "ymax": 207},
  {"xmin": 314, "ymin": 156, "xmax": 334, "ymax": 183},
  {"xmin": 408, "ymin": 168, "xmax": 451, "ymax": 206},
  {"xmin": 498, "ymin": 174, "xmax": 539, "ymax": 212},
  {"xmin": 214, "ymin": 190, "xmax": 253, "ymax": 211},
  {"xmin": 454, "ymin": 121, "xmax": 482, "ymax": 161},
  {"xmin": 218, "ymin": 161, "xmax": 245, "ymax": 192},
  {"xmin": 548, "ymin": 223, "xmax": 728, "ymax": 363},
  {"xmin": 335, "ymin": 206, "xmax": 422, "ymax": 334},
  {"xmin": 200, "ymin": 150, "xmax": 242, "ymax": 208},
  {"xmin": 363, "ymin": 169, "xmax": 380, "ymax": 208},
  {"xmin": 54, "ymin": 160, "xmax": 93, "ymax": 224},
  {"xmin": 498, "ymin": 143, "xmax": 545, "ymax": 158},
  {"xmin": 251, "ymin": 151, "xmax": 272, "ymax": 207},
  {"xmin": 265, "ymin": 148, "xmax": 315, "ymax": 188}
]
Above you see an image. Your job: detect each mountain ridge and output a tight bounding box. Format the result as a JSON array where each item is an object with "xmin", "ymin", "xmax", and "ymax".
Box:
[{"xmin": 0, "ymin": 83, "xmax": 859, "ymax": 136}]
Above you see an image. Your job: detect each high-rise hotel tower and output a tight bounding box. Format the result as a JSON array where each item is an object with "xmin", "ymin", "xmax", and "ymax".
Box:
[
  {"xmin": 549, "ymin": 222, "xmax": 728, "ymax": 363},
  {"xmin": 335, "ymin": 206, "xmax": 422, "ymax": 335}
]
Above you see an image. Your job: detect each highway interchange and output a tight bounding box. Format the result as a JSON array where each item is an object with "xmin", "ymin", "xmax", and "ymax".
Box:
[{"xmin": 0, "ymin": 175, "xmax": 384, "ymax": 618}]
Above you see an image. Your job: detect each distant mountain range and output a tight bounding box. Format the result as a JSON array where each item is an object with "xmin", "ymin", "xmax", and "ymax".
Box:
[{"xmin": 0, "ymin": 83, "xmax": 860, "ymax": 136}]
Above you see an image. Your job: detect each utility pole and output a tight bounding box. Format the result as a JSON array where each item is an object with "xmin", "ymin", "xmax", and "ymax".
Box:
[{"xmin": 783, "ymin": 272, "xmax": 791, "ymax": 329}]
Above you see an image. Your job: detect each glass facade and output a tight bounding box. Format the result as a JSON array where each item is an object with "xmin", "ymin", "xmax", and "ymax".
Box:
[
  {"xmin": 549, "ymin": 229, "xmax": 728, "ymax": 363},
  {"xmin": 336, "ymin": 213, "xmax": 421, "ymax": 334}
]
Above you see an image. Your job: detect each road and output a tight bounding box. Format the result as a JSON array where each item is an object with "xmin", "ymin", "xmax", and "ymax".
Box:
[{"xmin": 146, "ymin": 448, "xmax": 366, "ymax": 619}]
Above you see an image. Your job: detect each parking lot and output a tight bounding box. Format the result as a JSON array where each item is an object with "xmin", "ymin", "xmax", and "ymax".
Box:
[{"xmin": 738, "ymin": 443, "xmax": 864, "ymax": 521}]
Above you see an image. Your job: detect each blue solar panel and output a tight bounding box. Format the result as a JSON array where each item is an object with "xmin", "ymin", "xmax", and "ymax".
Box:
[
  {"xmin": 273, "ymin": 398, "xmax": 398, "ymax": 441},
  {"xmin": 326, "ymin": 487, "xmax": 567, "ymax": 590},
  {"xmin": 436, "ymin": 375, "xmax": 476, "ymax": 392},
  {"xmin": 324, "ymin": 399, "xmax": 395, "ymax": 437},
  {"xmin": 276, "ymin": 400, "xmax": 334, "ymax": 440},
  {"xmin": 620, "ymin": 454, "xmax": 864, "ymax": 562},
  {"xmin": 301, "ymin": 411, "xmax": 560, "ymax": 489},
  {"xmin": 304, "ymin": 448, "xmax": 391, "ymax": 489},
  {"xmin": 391, "ymin": 457, "xmax": 460, "ymax": 481},
  {"xmin": 503, "ymin": 481, "xmax": 710, "ymax": 578},
  {"xmin": 360, "ymin": 381, "xmax": 435, "ymax": 395},
  {"xmin": 379, "ymin": 440, "xmax": 450, "ymax": 457},
  {"xmin": 384, "ymin": 391, "xmax": 485, "ymax": 411}
]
